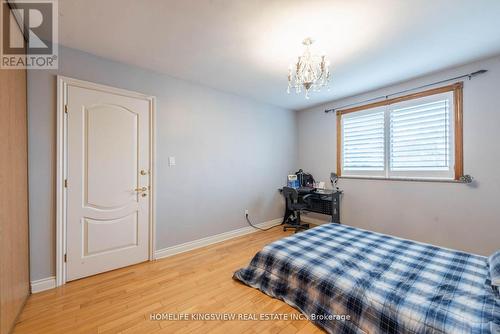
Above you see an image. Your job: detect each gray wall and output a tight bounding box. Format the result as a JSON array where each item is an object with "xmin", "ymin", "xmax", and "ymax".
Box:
[
  {"xmin": 298, "ymin": 55, "xmax": 500, "ymax": 256},
  {"xmin": 28, "ymin": 46, "xmax": 297, "ymax": 281}
]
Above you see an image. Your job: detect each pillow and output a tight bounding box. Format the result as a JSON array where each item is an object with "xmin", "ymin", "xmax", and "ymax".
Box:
[{"xmin": 488, "ymin": 250, "xmax": 500, "ymax": 289}]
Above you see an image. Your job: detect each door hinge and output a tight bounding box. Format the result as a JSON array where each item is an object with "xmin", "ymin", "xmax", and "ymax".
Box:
[
  {"xmin": 64, "ymin": 254, "xmax": 67, "ymax": 262},
  {"xmin": 64, "ymin": 179, "xmax": 68, "ymax": 188},
  {"xmin": 64, "ymin": 105, "xmax": 68, "ymax": 113}
]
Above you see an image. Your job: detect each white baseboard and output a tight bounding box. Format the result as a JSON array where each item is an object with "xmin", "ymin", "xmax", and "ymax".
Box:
[
  {"xmin": 30, "ymin": 276, "xmax": 56, "ymax": 293},
  {"xmin": 301, "ymin": 216, "xmax": 330, "ymax": 226},
  {"xmin": 155, "ymin": 218, "xmax": 283, "ymax": 260},
  {"xmin": 31, "ymin": 218, "xmax": 284, "ymax": 292}
]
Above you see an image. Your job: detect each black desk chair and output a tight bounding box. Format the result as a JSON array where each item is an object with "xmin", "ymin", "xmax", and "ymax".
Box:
[{"xmin": 282, "ymin": 187, "xmax": 310, "ymax": 233}]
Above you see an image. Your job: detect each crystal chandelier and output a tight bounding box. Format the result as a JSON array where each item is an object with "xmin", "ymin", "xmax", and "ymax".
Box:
[{"xmin": 287, "ymin": 38, "xmax": 330, "ymax": 99}]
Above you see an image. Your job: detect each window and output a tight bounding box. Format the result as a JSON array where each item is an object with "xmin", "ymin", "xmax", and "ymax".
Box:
[
  {"xmin": 342, "ymin": 107, "xmax": 385, "ymax": 176},
  {"xmin": 337, "ymin": 83, "xmax": 463, "ymax": 181}
]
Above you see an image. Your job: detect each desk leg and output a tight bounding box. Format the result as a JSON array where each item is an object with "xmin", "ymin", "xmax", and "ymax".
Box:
[{"xmin": 332, "ymin": 193, "xmax": 341, "ymax": 224}]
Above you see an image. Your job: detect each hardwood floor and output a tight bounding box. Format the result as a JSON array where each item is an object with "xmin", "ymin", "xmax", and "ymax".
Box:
[{"xmin": 14, "ymin": 228, "xmax": 324, "ymax": 334}]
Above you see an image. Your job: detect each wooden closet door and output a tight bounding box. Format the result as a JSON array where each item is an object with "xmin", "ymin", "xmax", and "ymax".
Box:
[{"xmin": 0, "ymin": 63, "xmax": 30, "ymax": 333}]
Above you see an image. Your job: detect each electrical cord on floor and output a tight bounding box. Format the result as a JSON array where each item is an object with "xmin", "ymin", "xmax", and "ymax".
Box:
[{"xmin": 246, "ymin": 214, "xmax": 282, "ymax": 231}]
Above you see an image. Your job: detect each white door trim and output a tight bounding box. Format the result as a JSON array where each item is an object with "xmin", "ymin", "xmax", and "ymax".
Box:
[{"xmin": 56, "ymin": 76, "xmax": 156, "ymax": 287}]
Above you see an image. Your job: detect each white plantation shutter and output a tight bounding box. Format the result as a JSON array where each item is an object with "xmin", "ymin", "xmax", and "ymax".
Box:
[
  {"xmin": 389, "ymin": 93, "xmax": 454, "ymax": 178},
  {"xmin": 339, "ymin": 90, "xmax": 456, "ymax": 179},
  {"xmin": 342, "ymin": 108, "xmax": 385, "ymax": 174}
]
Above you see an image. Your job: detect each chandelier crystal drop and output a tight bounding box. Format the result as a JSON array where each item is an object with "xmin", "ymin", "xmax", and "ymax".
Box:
[{"xmin": 287, "ymin": 38, "xmax": 330, "ymax": 99}]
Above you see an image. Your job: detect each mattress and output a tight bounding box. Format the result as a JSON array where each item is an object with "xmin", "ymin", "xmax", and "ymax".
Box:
[{"xmin": 233, "ymin": 223, "xmax": 500, "ymax": 333}]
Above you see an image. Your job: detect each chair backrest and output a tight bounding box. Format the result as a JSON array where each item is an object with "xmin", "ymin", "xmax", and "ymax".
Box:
[{"xmin": 282, "ymin": 186, "xmax": 298, "ymax": 209}]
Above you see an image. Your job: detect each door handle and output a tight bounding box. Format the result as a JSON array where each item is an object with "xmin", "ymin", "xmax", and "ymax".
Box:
[{"xmin": 134, "ymin": 187, "xmax": 147, "ymax": 192}]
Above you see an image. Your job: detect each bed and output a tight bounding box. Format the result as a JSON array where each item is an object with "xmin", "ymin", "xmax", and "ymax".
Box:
[{"xmin": 233, "ymin": 223, "xmax": 499, "ymax": 334}]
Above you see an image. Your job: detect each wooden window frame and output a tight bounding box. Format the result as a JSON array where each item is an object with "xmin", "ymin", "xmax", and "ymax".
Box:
[{"xmin": 336, "ymin": 82, "xmax": 463, "ymax": 180}]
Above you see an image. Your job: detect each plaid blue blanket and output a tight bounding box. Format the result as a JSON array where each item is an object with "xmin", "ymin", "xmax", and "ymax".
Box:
[{"xmin": 233, "ymin": 224, "xmax": 500, "ymax": 333}]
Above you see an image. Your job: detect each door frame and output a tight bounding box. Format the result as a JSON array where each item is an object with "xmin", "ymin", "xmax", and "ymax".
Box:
[{"xmin": 56, "ymin": 76, "xmax": 157, "ymax": 286}]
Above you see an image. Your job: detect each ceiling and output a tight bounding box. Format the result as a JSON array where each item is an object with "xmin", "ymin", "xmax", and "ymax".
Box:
[{"xmin": 58, "ymin": 0, "xmax": 500, "ymax": 110}]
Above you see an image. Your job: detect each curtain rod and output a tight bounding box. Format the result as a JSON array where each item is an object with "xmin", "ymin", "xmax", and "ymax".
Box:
[{"xmin": 324, "ymin": 69, "xmax": 487, "ymax": 114}]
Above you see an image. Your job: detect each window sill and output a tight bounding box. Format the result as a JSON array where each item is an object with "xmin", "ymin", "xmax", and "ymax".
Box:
[{"xmin": 339, "ymin": 175, "xmax": 470, "ymax": 184}]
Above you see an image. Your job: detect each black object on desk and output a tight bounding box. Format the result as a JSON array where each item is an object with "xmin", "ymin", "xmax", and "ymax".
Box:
[{"xmin": 280, "ymin": 187, "xmax": 342, "ymax": 228}]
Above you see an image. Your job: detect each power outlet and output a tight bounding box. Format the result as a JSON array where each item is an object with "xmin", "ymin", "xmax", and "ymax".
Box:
[{"xmin": 245, "ymin": 209, "xmax": 249, "ymax": 216}]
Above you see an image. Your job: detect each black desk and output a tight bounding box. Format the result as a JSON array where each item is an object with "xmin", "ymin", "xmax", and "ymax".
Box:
[{"xmin": 280, "ymin": 188, "xmax": 342, "ymax": 224}]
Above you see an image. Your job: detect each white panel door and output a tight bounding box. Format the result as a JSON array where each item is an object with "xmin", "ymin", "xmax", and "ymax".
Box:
[{"xmin": 66, "ymin": 85, "xmax": 151, "ymax": 281}]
